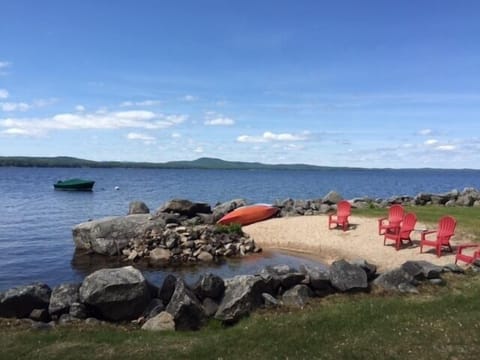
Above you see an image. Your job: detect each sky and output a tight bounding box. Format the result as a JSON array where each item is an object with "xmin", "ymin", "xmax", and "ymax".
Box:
[{"xmin": 1, "ymin": 0, "xmax": 480, "ymax": 168}]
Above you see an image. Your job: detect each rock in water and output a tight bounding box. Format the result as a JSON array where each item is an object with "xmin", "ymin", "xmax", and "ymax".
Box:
[{"xmin": 0, "ymin": 283, "xmax": 51, "ymax": 318}]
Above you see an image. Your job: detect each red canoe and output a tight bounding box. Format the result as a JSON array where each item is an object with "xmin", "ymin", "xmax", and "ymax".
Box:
[{"xmin": 217, "ymin": 204, "xmax": 279, "ymax": 226}]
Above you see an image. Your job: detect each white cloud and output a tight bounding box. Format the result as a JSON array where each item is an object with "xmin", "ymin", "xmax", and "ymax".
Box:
[
  {"xmin": 204, "ymin": 117, "xmax": 235, "ymax": 126},
  {"xmin": 237, "ymin": 131, "xmax": 310, "ymax": 143},
  {"xmin": 120, "ymin": 100, "xmax": 161, "ymax": 107},
  {"xmin": 75, "ymin": 105, "xmax": 85, "ymax": 112},
  {"xmin": 436, "ymin": 145, "xmax": 456, "ymax": 151},
  {"xmin": 1, "ymin": 128, "xmax": 38, "ymax": 136},
  {"xmin": 194, "ymin": 146, "xmax": 204, "ymax": 153},
  {"xmin": 0, "ymin": 61, "xmax": 11, "ymax": 75},
  {"xmin": 0, "ymin": 102, "xmax": 30, "ymax": 112},
  {"xmin": 126, "ymin": 132, "xmax": 156, "ymax": 144},
  {"xmin": 171, "ymin": 132, "xmax": 181, "ymax": 138},
  {"xmin": 183, "ymin": 95, "xmax": 198, "ymax": 102},
  {"xmin": 0, "ymin": 110, "xmax": 187, "ymax": 137},
  {"xmin": 424, "ymin": 139, "xmax": 438, "ymax": 146},
  {"xmin": 419, "ymin": 128, "xmax": 432, "ymax": 135},
  {"xmin": 0, "ymin": 89, "xmax": 9, "ymax": 99}
]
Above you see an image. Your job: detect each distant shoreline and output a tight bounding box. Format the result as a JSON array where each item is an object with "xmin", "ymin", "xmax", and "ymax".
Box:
[{"xmin": 1, "ymin": 156, "xmax": 478, "ymax": 171}]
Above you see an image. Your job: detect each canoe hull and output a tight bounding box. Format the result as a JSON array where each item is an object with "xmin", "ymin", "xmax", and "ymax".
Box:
[
  {"xmin": 54, "ymin": 178, "xmax": 95, "ymax": 191},
  {"xmin": 217, "ymin": 205, "xmax": 279, "ymax": 226}
]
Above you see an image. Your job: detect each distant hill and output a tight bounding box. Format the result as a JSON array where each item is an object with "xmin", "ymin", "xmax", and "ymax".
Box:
[{"xmin": 0, "ymin": 156, "xmax": 357, "ymax": 170}]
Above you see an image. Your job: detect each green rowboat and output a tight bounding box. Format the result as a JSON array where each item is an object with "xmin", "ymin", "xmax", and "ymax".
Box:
[{"xmin": 54, "ymin": 178, "xmax": 95, "ymax": 191}]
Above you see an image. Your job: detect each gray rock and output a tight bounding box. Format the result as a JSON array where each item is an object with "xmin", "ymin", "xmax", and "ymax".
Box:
[
  {"xmin": 30, "ymin": 308, "xmax": 50, "ymax": 322},
  {"xmin": 330, "ymin": 260, "xmax": 368, "ymax": 292},
  {"xmin": 429, "ymin": 278, "xmax": 446, "ymax": 286},
  {"xmin": 129, "ymin": 201, "xmax": 150, "ymax": 215},
  {"xmin": 79, "ymin": 266, "xmax": 151, "ymax": 321},
  {"xmin": 282, "ymin": 285, "xmax": 312, "ymax": 307},
  {"xmin": 149, "ymin": 248, "xmax": 172, "ymax": 266},
  {"xmin": 58, "ymin": 314, "xmax": 81, "ymax": 325},
  {"xmin": 215, "ymin": 275, "xmax": 268, "ymax": 324},
  {"xmin": 0, "ymin": 283, "xmax": 51, "ymax": 318},
  {"xmin": 197, "ymin": 251, "xmax": 214, "ymax": 262},
  {"xmin": 299, "ymin": 264, "xmax": 332, "ymax": 291},
  {"xmin": 262, "ymin": 293, "xmax": 280, "ymax": 308},
  {"xmin": 401, "ymin": 261, "xmax": 443, "ymax": 280},
  {"xmin": 69, "ymin": 302, "xmax": 88, "ymax": 319},
  {"xmin": 322, "ymin": 191, "xmax": 343, "ymax": 205},
  {"xmin": 156, "ymin": 199, "xmax": 212, "ymax": 217},
  {"xmin": 212, "ymin": 199, "xmax": 247, "ymax": 222},
  {"xmin": 159, "ymin": 274, "xmax": 177, "ymax": 305},
  {"xmin": 48, "ymin": 283, "xmax": 80, "ymax": 316},
  {"xmin": 31, "ymin": 321, "xmax": 55, "ymax": 330},
  {"xmin": 73, "ymin": 214, "xmax": 164, "ymax": 255},
  {"xmin": 373, "ymin": 268, "xmax": 417, "ymax": 293},
  {"xmin": 202, "ymin": 297, "xmax": 219, "ymax": 317},
  {"xmin": 258, "ymin": 265, "xmax": 305, "ymax": 293},
  {"xmin": 193, "ymin": 273, "xmax": 225, "ymax": 300},
  {"xmin": 141, "ymin": 311, "xmax": 175, "ymax": 331},
  {"xmin": 165, "ymin": 278, "xmax": 206, "ymax": 331},
  {"xmin": 442, "ymin": 263, "xmax": 465, "ymax": 274},
  {"xmin": 350, "ymin": 259, "xmax": 377, "ymax": 281},
  {"xmin": 143, "ymin": 298, "xmax": 165, "ymax": 319}
]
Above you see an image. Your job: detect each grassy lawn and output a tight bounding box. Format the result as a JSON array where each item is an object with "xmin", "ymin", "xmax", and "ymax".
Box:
[{"xmin": 1, "ymin": 205, "xmax": 479, "ymax": 360}]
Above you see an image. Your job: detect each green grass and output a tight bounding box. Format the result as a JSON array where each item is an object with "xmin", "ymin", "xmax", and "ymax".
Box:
[
  {"xmin": 1, "ymin": 273, "xmax": 480, "ymax": 359},
  {"xmin": 355, "ymin": 205, "xmax": 480, "ymax": 242}
]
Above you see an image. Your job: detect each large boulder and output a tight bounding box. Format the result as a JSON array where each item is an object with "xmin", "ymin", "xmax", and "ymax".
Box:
[
  {"xmin": 72, "ymin": 214, "xmax": 165, "ymax": 255},
  {"xmin": 373, "ymin": 268, "xmax": 417, "ymax": 293},
  {"xmin": 299, "ymin": 264, "xmax": 332, "ymax": 292},
  {"xmin": 330, "ymin": 260, "xmax": 368, "ymax": 292},
  {"xmin": 258, "ymin": 265, "xmax": 305, "ymax": 293},
  {"xmin": 165, "ymin": 279, "xmax": 206, "ymax": 331},
  {"xmin": 0, "ymin": 283, "xmax": 51, "ymax": 318},
  {"xmin": 156, "ymin": 199, "xmax": 212, "ymax": 217},
  {"xmin": 322, "ymin": 191, "xmax": 343, "ymax": 205},
  {"xmin": 401, "ymin": 261, "xmax": 443, "ymax": 280},
  {"xmin": 281, "ymin": 285, "xmax": 312, "ymax": 307},
  {"xmin": 193, "ymin": 273, "xmax": 225, "ymax": 301},
  {"xmin": 212, "ymin": 199, "xmax": 247, "ymax": 222},
  {"xmin": 48, "ymin": 283, "xmax": 80, "ymax": 316},
  {"xmin": 149, "ymin": 248, "xmax": 172, "ymax": 266},
  {"xmin": 129, "ymin": 201, "xmax": 150, "ymax": 214},
  {"xmin": 79, "ymin": 266, "xmax": 151, "ymax": 321},
  {"xmin": 159, "ymin": 274, "xmax": 177, "ymax": 305},
  {"xmin": 215, "ymin": 275, "xmax": 267, "ymax": 324}
]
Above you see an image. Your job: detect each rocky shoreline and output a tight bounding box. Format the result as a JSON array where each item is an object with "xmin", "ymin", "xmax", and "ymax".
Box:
[{"xmin": 1, "ymin": 259, "xmax": 479, "ymax": 331}]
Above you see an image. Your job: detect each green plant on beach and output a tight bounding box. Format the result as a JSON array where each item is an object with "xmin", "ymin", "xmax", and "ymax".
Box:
[{"xmin": 214, "ymin": 222, "xmax": 244, "ymax": 235}]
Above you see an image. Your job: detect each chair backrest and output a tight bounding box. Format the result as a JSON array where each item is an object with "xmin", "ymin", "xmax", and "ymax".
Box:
[
  {"xmin": 437, "ymin": 216, "xmax": 456, "ymax": 242},
  {"xmin": 337, "ymin": 200, "xmax": 351, "ymax": 217},
  {"xmin": 388, "ymin": 204, "xmax": 404, "ymax": 223},
  {"xmin": 401, "ymin": 212, "xmax": 417, "ymax": 233}
]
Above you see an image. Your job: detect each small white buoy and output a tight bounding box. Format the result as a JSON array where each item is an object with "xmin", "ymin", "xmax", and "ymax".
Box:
[{"xmin": 114, "ymin": 186, "xmax": 120, "ymax": 190}]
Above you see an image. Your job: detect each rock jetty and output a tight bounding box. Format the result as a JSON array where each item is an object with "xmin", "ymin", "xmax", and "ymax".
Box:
[{"xmin": 1, "ymin": 260, "xmax": 476, "ymax": 331}]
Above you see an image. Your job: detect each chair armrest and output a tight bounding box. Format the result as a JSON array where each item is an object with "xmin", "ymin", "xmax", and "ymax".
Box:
[
  {"xmin": 420, "ymin": 229, "xmax": 437, "ymax": 240},
  {"xmin": 456, "ymin": 244, "xmax": 480, "ymax": 252},
  {"xmin": 378, "ymin": 217, "xmax": 388, "ymax": 225}
]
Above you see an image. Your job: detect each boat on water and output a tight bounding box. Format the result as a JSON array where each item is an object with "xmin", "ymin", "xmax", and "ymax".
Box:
[
  {"xmin": 217, "ymin": 204, "xmax": 279, "ymax": 226},
  {"xmin": 54, "ymin": 178, "xmax": 95, "ymax": 191}
]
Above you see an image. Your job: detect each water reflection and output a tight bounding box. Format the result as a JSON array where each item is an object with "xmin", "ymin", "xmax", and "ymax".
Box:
[{"xmin": 71, "ymin": 249, "xmax": 327, "ymax": 286}]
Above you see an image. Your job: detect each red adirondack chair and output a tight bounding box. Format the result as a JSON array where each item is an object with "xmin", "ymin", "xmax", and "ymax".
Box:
[
  {"xmin": 328, "ymin": 200, "xmax": 351, "ymax": 231},
  {"xmin": 378, "ymin": 204, "xmax": 404, "ymax": 235},
  {"xmin": 455, "ymin": 244, "xmax": 480, "ymax": 265},
  {"xmin": 384, "ymin": 212, "xmax": 417, "ymax": 250},
  {"xmin": 420, "ymin": 215, "xmax": 456, "ymax": 257}
]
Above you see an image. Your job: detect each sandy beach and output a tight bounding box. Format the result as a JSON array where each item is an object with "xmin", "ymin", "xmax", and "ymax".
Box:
[{"xmin": 243, "ymin": 215, "xmax": 464, "ymax": 271}]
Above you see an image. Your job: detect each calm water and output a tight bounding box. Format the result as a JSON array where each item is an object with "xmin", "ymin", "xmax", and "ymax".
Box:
[{"xmin": 1, "ymin": 167, "xmax": 479, "ymax": 290}]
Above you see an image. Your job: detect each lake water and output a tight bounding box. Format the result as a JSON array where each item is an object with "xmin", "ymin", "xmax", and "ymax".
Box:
[{"xmin": 1, "ymin": 166, "xmax": 480, "ymax": 291}]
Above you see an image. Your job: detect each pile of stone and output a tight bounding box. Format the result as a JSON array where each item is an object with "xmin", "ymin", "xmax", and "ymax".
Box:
[
  {"xmin": 276, "ymin": 187, "xmax": 480, "ymax": 217},
  {"xmin": 122, "ymin": 223, "xmax": 261, "ymax": 266},
  {"xmin": 1, "ymin": 259, "xmax": 475, "ymax": 331},
  {"xmin": 73, "ymin": 199, "xmax": 258, "ymax": 263}
]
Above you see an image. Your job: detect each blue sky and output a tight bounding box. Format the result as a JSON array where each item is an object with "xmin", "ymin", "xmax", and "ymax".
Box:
[{"xmin": 1, "ymin": 0, "xmax": 480, "ymax": 168}]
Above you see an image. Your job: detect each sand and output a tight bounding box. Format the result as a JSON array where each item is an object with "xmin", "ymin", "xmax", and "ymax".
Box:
[{"xmin": 243, "ymin": 215, "xmax": 464, "ymax": 271}]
